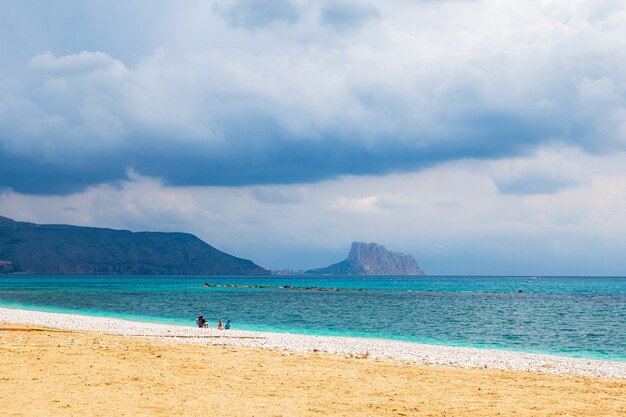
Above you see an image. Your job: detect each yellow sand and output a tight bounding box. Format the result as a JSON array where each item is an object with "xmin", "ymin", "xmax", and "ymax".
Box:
[{"xmin": 1, "ymin": 325, "xmax": 624, "ymax": 417}]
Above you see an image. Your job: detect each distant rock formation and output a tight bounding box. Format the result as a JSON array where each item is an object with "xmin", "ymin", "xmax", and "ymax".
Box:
[
  {"xmin": 271, "ymin": 269, "xmax": 305, "ymax": 275},
  {"xmin": 0, "ymin": 259, "xmax": 19, "ymax": 273},
  {"xmin": 0, "ymin": 216, "xmax": 269, "ymax": 275},
  {"xmin": 305, "ymin": 242, "xmax": 424, "ymax": 275}
]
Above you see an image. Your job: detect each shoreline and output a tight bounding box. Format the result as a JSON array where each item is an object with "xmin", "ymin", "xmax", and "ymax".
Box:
[
  {"xmin": 2, "ymin": 301, "xmax": 623, "ymax": 363},
  {"xmin": 1, "ymin": 306, "xmax": 624, "ymax": 379}
]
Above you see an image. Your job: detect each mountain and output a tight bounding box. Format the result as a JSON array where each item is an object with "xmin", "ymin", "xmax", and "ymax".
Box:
[
  {"xmin": 305, "ymin": 242, "xmax": 424, "ymax": 275},
  {"xmin": 0, "ymin": 216, "xmax": 269, "ymax": 275}
]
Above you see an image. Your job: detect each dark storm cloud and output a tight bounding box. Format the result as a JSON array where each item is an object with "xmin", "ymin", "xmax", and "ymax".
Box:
[
  {"xmin": 0, "ymin": 145, "xmax": 128, "ymax": 195},
  {"xmin": 1, "ymin": 1, "xmax": 626, "ymax": 196},
  {"xmin": 0, "ymin": 104, "xmax": 562, "ymax": 195}
]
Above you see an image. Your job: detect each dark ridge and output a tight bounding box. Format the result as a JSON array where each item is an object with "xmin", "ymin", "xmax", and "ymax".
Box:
[{"xmin": 0, "ymin": 216, "xmax": 269, "ymax": 275}]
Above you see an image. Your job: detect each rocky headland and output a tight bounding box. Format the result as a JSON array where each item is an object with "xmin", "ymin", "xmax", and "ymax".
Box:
[{"xmin": 306, "ymin": 242, "xmax": 424, "ymax": 275}]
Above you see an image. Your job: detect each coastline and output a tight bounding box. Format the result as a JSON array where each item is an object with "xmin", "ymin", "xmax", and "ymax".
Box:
[{"xmin": 1, "ymin": 306, "xmax": 624, "ymax": 379}]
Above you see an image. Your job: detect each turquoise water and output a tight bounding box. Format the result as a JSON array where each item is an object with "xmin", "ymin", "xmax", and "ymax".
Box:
[{"xmin": 0, "ymin": 275, "xmax": 624, "ymax": 361}]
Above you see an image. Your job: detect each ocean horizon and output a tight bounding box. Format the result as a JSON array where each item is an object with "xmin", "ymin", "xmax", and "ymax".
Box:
[{"xmin": 1, "ymin": 274, "xmax": 624, "ymax": 362}]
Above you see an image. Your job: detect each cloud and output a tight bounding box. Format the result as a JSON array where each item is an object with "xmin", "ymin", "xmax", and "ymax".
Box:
[
  {"xmin": 29, "ymin": 51, "xmax": 128, "ymax": 76},
  {"xmin": 217, "ymin": 0, "xmax": 299, "ymax": 28},
  {"xmin": 251, "ymin": 186, "xmax": 307, "ymax": 204},
  {"xmin": 0, "ymin": 149, "xmax": 128, "ymax": 195},
  {"xmin": 1, "ymin": 1, "xmax": 626, "ymax": 195},
  {"xmin": 320, "ymin": 1, "xmax": 379, "ymax": 30},
  {"xmin": 330, "ymin": 195, "xmax": 379, "ymax": 211},
  {"xmin": 489, "ymin": 147, "xmax": 583, "ymax": 195}
]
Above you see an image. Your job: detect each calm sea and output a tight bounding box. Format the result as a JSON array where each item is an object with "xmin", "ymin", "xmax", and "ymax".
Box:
[{"xmin": 0, "ymin": 275, "xmax": 624, "ymax": 361}]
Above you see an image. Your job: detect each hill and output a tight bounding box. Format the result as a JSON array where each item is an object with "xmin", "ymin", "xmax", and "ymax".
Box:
[
  {"xmin": 0, "ymin": 216, "xmax": 269, "ymax": 275},
  {"xmin": 306, "ymin": 242, "xmax": 424, "ymax": 275}
]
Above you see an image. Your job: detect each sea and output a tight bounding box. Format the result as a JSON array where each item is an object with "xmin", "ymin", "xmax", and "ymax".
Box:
[{"xmin": 0, "ymin": 275, "xmax": 624, "ymax": 361}]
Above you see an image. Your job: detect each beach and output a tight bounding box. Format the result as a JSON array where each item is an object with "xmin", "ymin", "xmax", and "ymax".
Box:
[{"xmin": 1, "ymin": 307, "xmax": 625, "ymax": 416}]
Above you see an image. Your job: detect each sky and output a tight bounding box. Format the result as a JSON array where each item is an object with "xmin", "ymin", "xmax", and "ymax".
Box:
[{"xmin": 1, "ymin": 0, "xmax": 626, "ymax": 275}]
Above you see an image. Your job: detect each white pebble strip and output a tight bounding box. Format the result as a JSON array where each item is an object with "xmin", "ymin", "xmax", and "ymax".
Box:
[{"xmin": 1, "ymin": 307, "xmax": 624, "ymax": 379}]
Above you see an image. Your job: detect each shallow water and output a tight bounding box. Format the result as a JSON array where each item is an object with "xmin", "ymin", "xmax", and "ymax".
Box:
[{"xmin": 0, "ymin": 275, "xmax": 624, "ymax": 361}]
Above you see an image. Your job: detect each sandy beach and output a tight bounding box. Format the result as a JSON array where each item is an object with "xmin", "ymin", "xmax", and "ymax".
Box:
[{"xmin": 1, "ymin": 308, "xmax": 625, "ymax": 416}]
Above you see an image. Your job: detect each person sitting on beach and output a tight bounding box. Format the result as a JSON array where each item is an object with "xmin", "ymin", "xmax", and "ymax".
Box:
[
  {"xmin": 196, "ymin": 316, "xmax": 207, "ymax": 328},
  {"xmin": 224, "ymin": 320, "xmax": 231, "ymax": 330},
  {"xmin": 217, "ymin": 320, "xmax": 223, "ymax": 330}
]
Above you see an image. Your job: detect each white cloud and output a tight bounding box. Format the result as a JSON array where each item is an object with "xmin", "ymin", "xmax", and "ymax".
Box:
[
  {"xmin": 4, "ymin": 0, "xmax": 626, "ymax": 158},
  {"xmin": 489, "ymin": 147, "xmax": 584, "ymax": 194},
  {"xmin": 330, "ymin": 195, "xmax": 379, "ymax": 211},
  {"xmin": 29, "ymin": 51, "xmax": 128, "ymax": 77}
]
